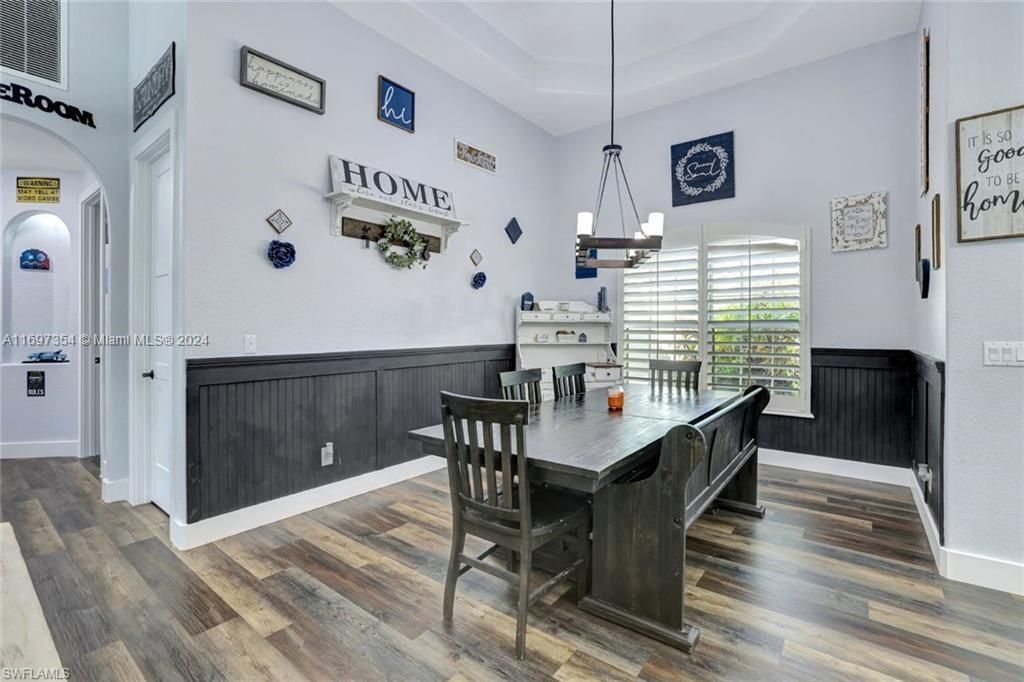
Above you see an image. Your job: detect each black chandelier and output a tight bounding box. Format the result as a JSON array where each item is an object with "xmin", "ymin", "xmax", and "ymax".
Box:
[{"xmin": 576, "ymin": 0, "xmax": 663, "ymax": 270}]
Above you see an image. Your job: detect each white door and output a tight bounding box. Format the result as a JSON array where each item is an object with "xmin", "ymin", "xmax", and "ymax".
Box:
[{"xmin": 147, "ymin": 151, "xmax": 173, "ymax": 512}]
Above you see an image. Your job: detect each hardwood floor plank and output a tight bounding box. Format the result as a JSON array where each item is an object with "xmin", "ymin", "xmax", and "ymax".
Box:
[
  {"xmin": 5, "ymin": 457, "xmax": 1022, "ymax": 681},
  {"xmin": 120, "ymin": 537, "xmax": 238, "ymax": 636}
]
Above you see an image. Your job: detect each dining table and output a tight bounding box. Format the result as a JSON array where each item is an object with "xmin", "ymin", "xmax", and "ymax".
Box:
[{"xmin": 408, "ymin": 382, "xmax": 766, "ymax": 651}]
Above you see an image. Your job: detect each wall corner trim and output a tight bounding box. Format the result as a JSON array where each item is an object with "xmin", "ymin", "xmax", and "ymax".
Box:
[
  {"xmin": 101, "ymin": 477, "xmax": 129, "ymax": 503},
  {"xmin": 764, "ymin": 448, "xmax": 1024, "ymax": 596},
  {"xmin": 169, "ymin": 455, "xmax": 446, "ymax": 550}
]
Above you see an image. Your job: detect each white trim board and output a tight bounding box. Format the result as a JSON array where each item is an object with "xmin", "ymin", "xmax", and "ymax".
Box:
[
  {"xmin": 102, "ymin": 477, "xmax": 128, "ymax": 503},
  {"xmin": 169, "ymin": 455, "xmax": 446, "ymax": 550},
  {"xmin": 761, "ymin": 448, "xmax": 1024, "ymax": 596},
  {"xmin": 0, "ymin": 440, "xmax": 79, "ymax": 459}
]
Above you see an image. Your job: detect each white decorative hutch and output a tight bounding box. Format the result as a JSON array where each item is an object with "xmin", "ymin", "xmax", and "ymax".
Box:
[{"xmin": 515, "ymin": 300, "xmax": 623, "ymax": 401}]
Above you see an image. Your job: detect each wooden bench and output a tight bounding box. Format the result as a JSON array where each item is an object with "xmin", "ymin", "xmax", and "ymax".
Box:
[{"xmin": 581, "ymin": 384, "xmax": 771, "ymax": 652}]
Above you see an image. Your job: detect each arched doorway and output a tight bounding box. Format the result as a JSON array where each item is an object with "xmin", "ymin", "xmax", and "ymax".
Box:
[{"xmin": 0, "ymin": 117, "xmax": 108, "ymax": 476}]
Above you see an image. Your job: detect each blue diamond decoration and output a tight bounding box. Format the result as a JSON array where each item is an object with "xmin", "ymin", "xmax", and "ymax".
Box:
[{"xmin": 504, "ymin": 217, "xmax": 523, "ymax": 244}]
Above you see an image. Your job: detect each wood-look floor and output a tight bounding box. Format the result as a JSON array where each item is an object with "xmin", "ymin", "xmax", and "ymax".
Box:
[{"xmin": 2, "ymin": 456, "xmax": 1022, "ymax": 681}]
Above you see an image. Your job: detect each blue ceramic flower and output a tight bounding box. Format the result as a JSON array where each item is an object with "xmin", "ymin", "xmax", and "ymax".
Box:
[
  {"xmin": 471, "ymin": 271, "xmax": 487, "ymax": 289},
  {"xmin": 267, "ymin": 240, "xmax": 296, "ymax": 269}
]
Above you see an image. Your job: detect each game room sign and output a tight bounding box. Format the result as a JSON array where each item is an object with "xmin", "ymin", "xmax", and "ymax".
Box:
[
  {"xmin": 16, "ymin": 177, "xmax": 60, "ymax": 203},
  {"xmin": 0, "ymin": 81, "xmax": 96, "ymax": 128}
]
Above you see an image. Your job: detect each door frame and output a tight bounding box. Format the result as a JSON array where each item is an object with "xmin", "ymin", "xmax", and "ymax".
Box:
[
  {"xmin": 80, "ymin": 188, "xmax": 105, "ymax": 462},
  {"xmin": 128, "ymin": 111, "xmax": 184, "ymax": 524}
]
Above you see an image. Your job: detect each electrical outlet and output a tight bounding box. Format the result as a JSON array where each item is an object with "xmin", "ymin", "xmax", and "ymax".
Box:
[
  {"xmin": 321, "ymin": 442, "xmax": 334, "ymax": 466},
  {"xmin": 244, "ymin": 335, "xmax": 257, "ymax": 354}
]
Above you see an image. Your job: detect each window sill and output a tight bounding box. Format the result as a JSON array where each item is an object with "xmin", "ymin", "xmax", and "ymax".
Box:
[{"xmin": 764, "ymin": 409, "xmax": 815, "ymax": 420}]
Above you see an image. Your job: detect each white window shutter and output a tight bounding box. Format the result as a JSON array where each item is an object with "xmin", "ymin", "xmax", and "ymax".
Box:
[{"xmin": 622, "ymin": 247, "xmax": 701, "ymax": 383}]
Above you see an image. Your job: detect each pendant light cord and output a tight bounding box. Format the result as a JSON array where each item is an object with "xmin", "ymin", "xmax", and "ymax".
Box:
[{"xmin": 610, "ymin": 0, "xmax": 615, "ymax": 146}]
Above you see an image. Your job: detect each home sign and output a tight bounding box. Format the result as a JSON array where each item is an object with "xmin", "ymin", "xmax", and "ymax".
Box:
[
  {"xmin": 328, "ymin": 156, "xmax": 456, "ymax": 221},
  {"xmin": 956, "ymin": 104, "xmax": 1024, "ymax": 242}
]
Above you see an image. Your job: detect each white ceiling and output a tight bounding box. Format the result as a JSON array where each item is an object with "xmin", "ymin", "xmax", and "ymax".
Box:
[
  {"xmin": 335, "ymin": 1, "xmax": 922, "ymax": 136},
  {"xmin": 1, "ymin": 118, "xmax": 89, "ymax": 173}
]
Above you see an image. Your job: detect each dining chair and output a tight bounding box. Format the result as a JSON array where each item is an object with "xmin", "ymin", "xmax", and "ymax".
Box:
[
  {"xmin": 649, "ymin": 359, "xmax": 702, "ymax": 391},
  {"xmin": 439, "ymin": 391, "xmax": 590, "ymax": 660},
  {"xmin": 552, "ymin": 362, "xmax": 587, "ymax": 398},
  {"xmin": 499, "ymin": 368, "xmax": 543, "ymax": 405}
]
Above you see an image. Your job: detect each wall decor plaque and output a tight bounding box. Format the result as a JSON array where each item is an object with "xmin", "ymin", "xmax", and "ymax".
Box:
[
  {"xmin": 671, "ymin": 131, "xmax": 735, "ymax": 206},
  {"xmin": 378, "ymin": 75, "xmax": 414, "ymax": 133},
  {"xmin": 455, "ymin": 139, "xmax": 496, "ymax": 173},
  {"xmin": 27, "ymin": 370, "xmax": 45, "ymax": 397},
  {"xmin": 931, "ymin": 194, "xmax": 941, "ymax": 269},
  {"xmin": 16, "ymin": 177, "xmax": 59, "ymax": 203},
  {"xmin": 266, "ymin": 209, "xmax": 293, "ymax": 234},
  {"xmin": 240, "ymin": 46, "xmax": 325, "ymax": 114},
  {"xmin": 830, "ymin": 191, "xmax": 888, "ymax": 252},
  {"xmin": 956, "ymin": 104, "xmax": 1024, "ymax": 242},
  {"xmin": 20, "ymin": 248, "xmax": 51, "ymax": 270},
  {"xmin": 919, "ymin": 29, "xmax": 930, "ymax": 197},
  {"xmin": 133, "ymin": 42, "xmax": 175, "ymax": 132}
]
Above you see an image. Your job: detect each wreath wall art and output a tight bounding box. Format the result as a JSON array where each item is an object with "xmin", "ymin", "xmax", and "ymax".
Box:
[
  {"xmin": 378, "ymin": 217, "xmax": 430, "ymax": 269},
  {"xmin": 670, "ymin": 131, "xmax": 735, "ymax": 206}
]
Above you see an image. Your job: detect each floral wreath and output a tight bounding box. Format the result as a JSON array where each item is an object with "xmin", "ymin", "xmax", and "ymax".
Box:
[
  {"xmin": 377, "ymin": 217, "xmax": 429, "ymax": 269},
  {"xmin": 675, "ymin": 142, "xmax": 730, "ymax": 196}
]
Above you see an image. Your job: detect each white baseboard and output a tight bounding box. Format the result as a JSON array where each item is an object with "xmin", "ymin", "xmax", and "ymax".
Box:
[
  {"xmin": 169, "ymin": 455, "xmax": 446, "ymax": 550},
  {"xmin": 759, "ymin": 448, "xmax": 914, "ymax": 487},
  {"xmin": 102, "ymin": 477, "xmax": 129, "ymax": 503},
  {"xmin": 0, "ymin": 440, "xmax": 79, "ymax": 459},
  {"xmin": 762, "ymin": 448, "xmax": 1024, "ymax": 596}
]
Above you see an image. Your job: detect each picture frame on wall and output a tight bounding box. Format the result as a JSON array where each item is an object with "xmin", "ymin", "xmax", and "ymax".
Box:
[
  {"xmin": 931, "ymin": 194, "xmax": 941, "ymax": 269},
  {"xmin": 455, "ymin": 139, "xmax": 497, "ymax": 174},
  {"xmin": 239, "ymin": 46, "xmax": 326, "ymax": 115},
  {"xmin": 378, "ymin": 75, "xmax": 415, "ymax": 133},
  {"xmin": 830, "ymin": 191, "xmax": 888, "ymax": 252},
  {"xmin": 956, "ymin": 104, "xmax": 1024, "ymax": 242},
  {"xmin": 919, "ymin": 28, "xmax": 930, "ymax": 197},
  {"xmin": 670, "ymin": 131, "xmax": 735, "ymax": 206}
]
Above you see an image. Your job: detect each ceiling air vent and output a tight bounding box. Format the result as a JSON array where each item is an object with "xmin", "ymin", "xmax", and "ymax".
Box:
[{"xmin": 1, "ymin": 0, "xmax": 65, "ymax": 88}]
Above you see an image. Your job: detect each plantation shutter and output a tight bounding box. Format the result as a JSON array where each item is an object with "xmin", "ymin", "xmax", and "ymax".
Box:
[
  {"xmin": 621, "ymin": 247, "xmax": 700, "ymax": 382},
  {"xmin": 705, "ymin": 236, "xmax": 802, "ymax": 398},
  {"xmin": 1, "ymin": 0, "xmax": 63, "ymax": 86}
]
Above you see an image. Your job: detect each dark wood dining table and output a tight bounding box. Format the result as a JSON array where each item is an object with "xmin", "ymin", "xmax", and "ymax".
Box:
[{"xmin": 408, "ymin": 383, "xmax": 756, "ymax": 650}]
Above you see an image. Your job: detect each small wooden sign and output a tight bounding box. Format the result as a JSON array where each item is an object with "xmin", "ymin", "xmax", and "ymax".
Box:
[
  {"xmin": 133, "ymin": 42, "xmax": 175, "ymax": 132},
  {"xmin": 16, "ymin": 177, "xmax": 60, "ymax": 203},
  {"xmin": 240, "ymin": 46, "xmax": 325, "ymax": 115},
  {"xmin": 27, "ymin": 370, "xmax": 45, "ymax": 397}
]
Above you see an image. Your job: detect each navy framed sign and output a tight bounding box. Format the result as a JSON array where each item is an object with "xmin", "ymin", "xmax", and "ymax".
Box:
[
  {"xmin": 378, "ymin": 75, "xmax": 415, "ymax": 133},
  {"xmin": 575, "ymin": 248, "xmax": 598, "ymax": 279},
  {"xmin": 671, "ymin": 131, "xmax": 735, "ymax": 206}
]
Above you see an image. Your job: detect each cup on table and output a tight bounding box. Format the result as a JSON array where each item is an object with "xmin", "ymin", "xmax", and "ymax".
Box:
[{"xmin": 607, "ymin": 385, "xmax": 624, "ymax": 411}]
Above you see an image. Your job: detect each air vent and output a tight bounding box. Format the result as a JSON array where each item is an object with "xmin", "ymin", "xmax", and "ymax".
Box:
[{"xmin": 1, "ymin": 0, "xmax": 65, "ymax": 88}]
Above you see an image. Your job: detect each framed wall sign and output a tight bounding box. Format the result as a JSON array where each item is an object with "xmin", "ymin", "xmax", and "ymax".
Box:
[
  {"xmin": 455, "ymin": 139, "xmax": 496, "ymax": 173},
  {"xmin": 16, "ymin": 177, "xmax": 59, "ymax": 203},
  {"xmin": 27, "ymin": 370, "xmax": 45, "ymax": 397},
  {"xmin": 133, "ymin": 42, "xmax": 175, "ymax": 132},
  {"xmin": 931, "ymin": 194, "xmax": 941, "ymax": 269},
  {"xmin": 378, "ymin": 75, "xmax": 415, "ymax": 133},
  {"xmin": 919, "ymin": 29, "xmax": 930, "ymax": 197},
  {"xmin": 956, "ymin": 104, "xmax": 1024, "ymax": 242},
  {"xmin": 671, "ymin": 131, "xmax": 735, "ymax": 206},
  {"xmin": 239, "ymin": 46, "xmax": 325, "ymax": 115},
  {"xmin": 830, "ymin": 191, "xmax": 888, "ymax": 252}
]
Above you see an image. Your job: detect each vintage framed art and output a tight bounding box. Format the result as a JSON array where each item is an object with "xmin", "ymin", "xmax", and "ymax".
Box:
[
  {"xmin": 931, "ymin": 194, "xmax": 941, "ymax": 269},
  {"xmin": 239, "ymin": 46, "xmax": 325, "ymax": 114},
  {"xmin": 830, "ymin": 191, "xmax": 888, "ymax": 252},
  {"xmin": 378, "ymin": 75, "xmax": 415, "ymax": 133},
  {"xmin": 133, "ymin": 42, "xmax": 175, "ymax": 132},
  {"xmin": 919, "ymin": 29, "xmax": 930, "ymax": 197},
  {"xmin": 956, "ymin": 104, "xmax": 1024, "ymax": 242},
  {"xmin": 455, "ymin": 139, "xmax": 497, "ymax": 174}
]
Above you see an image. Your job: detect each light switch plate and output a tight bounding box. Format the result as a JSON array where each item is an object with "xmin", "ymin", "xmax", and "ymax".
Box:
[
  {"xmin": 984, "ymin": 341, "xmax": 1024, "ymax": 367},
  {"xmin": 244, "ymin": 335, "xmax": 257, "ymax": 354},
  {"xmin": 321, "ymin": 442, "xmax": 334, "ymax": 466}
]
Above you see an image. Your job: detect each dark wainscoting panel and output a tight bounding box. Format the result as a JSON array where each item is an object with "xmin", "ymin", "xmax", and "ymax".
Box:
[
  {"xmin": 186, "ymin": 345, "xmax": 514, "ymax": 522},
  {"xmin": 760, "ymin": 349, "xmax": 913, "ymax": 467},
  {"xmin": 911, "ymin": 352, "xmax": 945, "ymax": 543}
]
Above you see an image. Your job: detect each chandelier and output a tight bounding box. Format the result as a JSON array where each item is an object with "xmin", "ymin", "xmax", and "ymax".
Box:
[{"xmin": 576, "ymin": 0, "xmax": 663, "ymax": 269}]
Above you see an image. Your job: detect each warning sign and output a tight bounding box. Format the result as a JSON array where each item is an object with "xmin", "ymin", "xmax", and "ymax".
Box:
[{"xmin": 16, "ymin": 177, "xmax": 60, "ymax": 203}]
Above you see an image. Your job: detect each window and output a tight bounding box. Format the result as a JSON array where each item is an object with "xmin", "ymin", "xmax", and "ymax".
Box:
[
  {"xmin": 1, "ymin": 0, "xmax": 66, "ymax": 89},
  {"xmin": 621, "ymin": 225, "xmax": 811, "ymax": 416}
]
